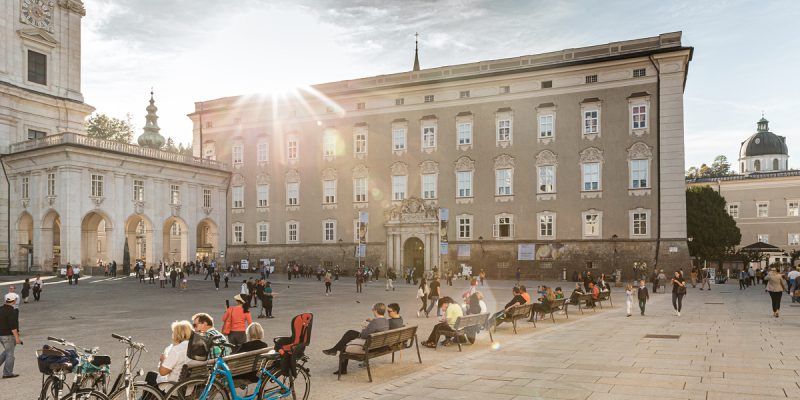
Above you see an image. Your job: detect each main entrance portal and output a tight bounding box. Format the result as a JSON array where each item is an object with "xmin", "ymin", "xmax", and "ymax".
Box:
[
  {"xmin": 403, "ymin": 237, "xmax": 425, "ymax": 277},
  {"xmin": 385, "ymin": 197, "xmax": 440, "ymax": 276}
]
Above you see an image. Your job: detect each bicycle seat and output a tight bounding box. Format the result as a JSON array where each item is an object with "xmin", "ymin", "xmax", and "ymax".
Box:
[{"xmin": 256, "ymin": 350, "xmax": 281, "ymax": 361}]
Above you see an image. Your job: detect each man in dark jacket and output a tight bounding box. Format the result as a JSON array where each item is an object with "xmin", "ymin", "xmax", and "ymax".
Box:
[
  {"xmin": 637, "ymin": 279, "xmax": 650, "ymax": 316},
  {"xmin": 0, "ymin": 294, "xmax": 21, "ymax": 378},
  {"xmin": 322, "ymin": 303, "xmax": 389, "ymax": 374}
]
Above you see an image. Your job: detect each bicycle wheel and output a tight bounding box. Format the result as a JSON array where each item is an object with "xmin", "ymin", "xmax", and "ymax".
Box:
[
  {"xmin": 108, "ymin": 383, "xmax": 164, "ymax": 400},
  {"xmin": 59, "ymin": 388, "xmax": 110, "ymax": 400},
  {"xmin": 41, "ymin": 375, "xmax": 71, "ymax": 400},
  {"xmin": 258, "ymin": 366, "xmax": 310, "ymax": 400},
  {"xmin": 163, "ymin": 379, "xmax": 230, "ymax": 400}
]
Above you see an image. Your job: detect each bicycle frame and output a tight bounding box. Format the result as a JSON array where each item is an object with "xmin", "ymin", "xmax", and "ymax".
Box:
[{"xmin": 200, "ymin": 355, "xmax": 291, "ymax": 400}]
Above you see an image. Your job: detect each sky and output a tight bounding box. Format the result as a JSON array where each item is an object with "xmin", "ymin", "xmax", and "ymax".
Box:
[{"xmin": 81, "ymin": 0, "xmax": 800, "ymax": 170}]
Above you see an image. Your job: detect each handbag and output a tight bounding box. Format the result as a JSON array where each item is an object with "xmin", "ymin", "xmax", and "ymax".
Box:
[
  {"xmin": 416, "ymin": 288, "xmax": 424, "ymax": 299},
  {"xmin": 677, "ymin": 285, "xmax": 687, "ymax": 295},
  {"xmin": 186, "ymin": 331, "xmax": 212, "ymax": 361}
]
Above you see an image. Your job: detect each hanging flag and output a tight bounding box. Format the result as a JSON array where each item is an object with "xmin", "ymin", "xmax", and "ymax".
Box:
[
  {"xmin": 439, "ymin": 208, "xmax": 449, "ymax": 254},
  {"xmin": 358, "ymin": 211, "xmax": 368, "ymax": 246}
]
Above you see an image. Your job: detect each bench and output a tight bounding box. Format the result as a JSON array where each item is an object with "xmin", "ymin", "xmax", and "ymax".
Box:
[
  {"xmin": 339, "ymin": 325, "xmax": 421, "ymax": 382},
  {"xmin": 596, "ymin": 291, "xmax": 613, "ymax": 308},
  {"xmin": 437, "ymin": 313, "xmax": 493, "ymax": 352},
  {"xmin": 178, "ymin": 347, "xmax": 278, "ymax": 385},
  {"xmin": 492, "ymin": 303, "xmax": 533, "ymax": 334},
  {"xmin": 536, "ymin": 298, "xmax": 569, "ymax": 323},
  {"xmin": 574, "ymin": 293, "xmax": 596, "ymax": 314}
]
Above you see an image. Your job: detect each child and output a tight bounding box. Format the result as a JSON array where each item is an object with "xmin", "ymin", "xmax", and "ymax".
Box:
[
  {"xmin": 625, "ymin": 283, "xmax": 634, "ymax": 317},
  {"xmin": 637, "ymin": 279, "xmax": 650, "ymax": 316},
  {"xmin": 22, "ymin": 278, "xmax": 31, "ymax": 303}
]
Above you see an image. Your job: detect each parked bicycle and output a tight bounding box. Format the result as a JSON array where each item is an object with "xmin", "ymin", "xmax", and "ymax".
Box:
[
  {"xmin": 37, "ymin": 336, "xmax": 110, "ymax": 400},
  {"xmin": 106, "ymin": 333, "xmax": 164, "ymax": 400}
]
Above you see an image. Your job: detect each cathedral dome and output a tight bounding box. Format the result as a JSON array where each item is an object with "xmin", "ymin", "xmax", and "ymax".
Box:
[
  {"xmin": 739, "ymin": 118, "xmax": 788, "ymax": 158},
  {"xmin": 137, "ymin": 90, "xmax": 165, "ymax": 149}
]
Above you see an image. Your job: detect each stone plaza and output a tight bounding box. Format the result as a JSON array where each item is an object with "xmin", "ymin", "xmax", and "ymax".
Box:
[{"xmin": 2, "ymin": 273, "xmax": 798, "ymax": 399}]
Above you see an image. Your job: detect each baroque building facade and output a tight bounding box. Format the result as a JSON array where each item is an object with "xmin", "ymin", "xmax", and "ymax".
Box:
[
  {"xmin": 0, "ymin": 0, "xmax": 229, "ymax": 273},
  {"xmin": 191, "ymin": 32, "xmax": 693, "ymax": 278}
]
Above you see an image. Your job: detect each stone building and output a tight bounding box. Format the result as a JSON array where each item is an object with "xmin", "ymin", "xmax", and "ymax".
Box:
[
  {"xmin": 687, "ymin": 117, "xmax": 798, "ymax": 266},
  {"xmin": 0, "ymin": 0, "xmax": 229, "ymax": 272},
  {"xmin": 191, "ymin": 32, "xmax": 694, "ymax": 278}
]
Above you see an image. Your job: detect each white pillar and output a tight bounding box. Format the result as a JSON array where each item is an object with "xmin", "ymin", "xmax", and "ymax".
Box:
[
  {"xmin": 386, "ymin": 233, "xmax": 393, "ymax": 270},
  {"xmin": 423, "ymin": 233, "xmax": 431, "ymax": 273}
]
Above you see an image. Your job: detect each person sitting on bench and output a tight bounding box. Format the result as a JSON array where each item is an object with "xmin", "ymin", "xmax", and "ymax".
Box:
[
  {"xmin": 322, "ymin": 303, "xmax": 388, "ymax": 375},
  {"xmin": 529, "ymin": 287, "xmax": 555, "ymax": 322},
  {"xmin": 421, "ymin": 297, "xmax": 462, "ymax": 348},
  {"xmin": 488, "ymin": 287, "xmax": 528, "ymax": 329}
]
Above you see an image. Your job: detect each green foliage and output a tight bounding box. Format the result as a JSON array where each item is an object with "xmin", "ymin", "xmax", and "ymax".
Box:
[
  {"xmin": 86, "ymin": 113, "xmax": 135, "ymax": 144},
  {"xmin": 686, "ymin": 155, "xmax": 735, "ymax": 178},
  {"xmin": 686, "ymin": 186, "xmax": 741, "ymax": 263},
  {"xmin": 161, "ymin": 138, "xmax": 193, "ymax": 156}
]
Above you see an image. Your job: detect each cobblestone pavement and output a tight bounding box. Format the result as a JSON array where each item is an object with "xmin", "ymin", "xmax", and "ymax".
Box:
[{"xmin": 2, "ymin": 275, "xmax": 797, "ymax": 399}]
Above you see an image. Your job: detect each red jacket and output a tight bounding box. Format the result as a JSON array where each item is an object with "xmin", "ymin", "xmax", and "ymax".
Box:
[{"xmin": 222, "ymin": 306, "xmax": 252, "ymax": 333}]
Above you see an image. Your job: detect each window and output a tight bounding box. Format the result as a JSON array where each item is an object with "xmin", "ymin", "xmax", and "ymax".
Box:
[
  {"xmin": 457, "ymin": 122, "xmax": 472, "ymax": 145},
  {"xmin": 788, "ymin": 201, "xmax": 799, "ymax": 216},
  {"xmin": 232, "ymin": 186, "xmax": 244, "ymax": 208},
  {"xmin": 539, "ymin": 214, "xmax": 554, "ymax": 238},
  {"xmin": 459, "ymin": 90, "xmax": 470, "ymax": 99},
  {"xmin": 585, "ymin": 75, "xmax": 598, "ymax": 84},
  {"xmin": 170, "ymin": 222, "xmax": 181, "ymax": 236},
  {"xmin": 323, "ymin": 134, "xmax": 336, "ymax": 158},
  {"xmin": 395, "ymin": 98, "xmax": 404, "ymax": 106},
  {"xmin": 206, "ymin": 121, "xmax": 213, "ymax": 128},
  {"xmin": 582, "ymin": 162, "xmax": 600, "ymax": 191},
  {"xmin": 287, "ymin": 222, "xmax": 298, "ymax": 242},
  {"xmin": 727, "ymin": 203, "xmax": 739, "ymax": 219},
  {"xmin": 257, "ymin": 223, "xmax": 269, "ymax": 244},
  {"xmin": 773, "ymin": 159, "xmax": 779, "ymax": 170},
  {"xmin": 392, "ymin": 175, "xmax": 407, "ymax": 201},
  {"xmin": 632, "ymin": 212, "xmax": 648, "ymax": 236},
  {"xmin": 630, "ymin": 159, "xmax": 649, "ymax": 188},
  {"xmin": 28, "ymin": 129, "xmax": 46, "ymax": 140},
  {"xmin": 27, "ymin": 50, "xmax": 46, "ymax": 85},
  {"xmin": 287, "ymin": 182, "xmax": 299, "ymax": 206},
  {"xmin": 754, "ymin": 160, "xmax": 761, "ymax": 171},
  {"xmin": 323, "ymin": 220, "xmax": 336, "ymax": 242},
  {"xmin": 133, "ymin": 179, "xmax": 144, "ymax": 202},
  {"xmin": 257, "ymin": 184, "xmax": 269, "ymax": 207},
  {"xmin": 232, "ymin": 145, "xmax": 243, "ymax": 165},
  {"xmin": 392, "ymin": 127, "xmax": 407, "ymax": 151},
  {"xmin": 422, "ymin": 174, "xmax": 437, "ymax": 199},
  {"xmin": 91, "ymin": 174, "xmax": 104, "ymax": 197},
  {"xmin": 353, "ymin": 177, "xmax": 367, "ymax": 203},
  {"xmin": 457, "ymin": 215, "xmax": 472, "ymax": 239},
  {"xmin": 583, "ymin": 212, "xmax": 601, "ymax": 237},
  {"xmin": 758, "ymin": 234, "xmax": 769, "ymax": 244},
  {"xmin": 21, "ymin": 177, "xmax": 29, "ymax": 199},
  {"xmin": 203, "ymin": 188, "xmax": 212, "ymax": 208},
  {"xmin": 233, "ymin": 224, "xmax": 244, "ymax": 244},
  {"xmin": 170, "ymin": 184, "xmax": 180, "ymax": 205},
  {"xmin": 356, "ymin": 102, "xmax": 365, "ymax": 110},
  {"xmin": 583, "ymin": 110, "xmax": 599, "ymax": 134},
  {"xmin": 539, "ymin": 115, "xmax": 554, "ymax": 138},
  {"xmin": 457, "ymin": 171, "xmax": 472, "ymax": 198},
  {"xmin": 354, "ymin": 131, "xmax": 367, "ymax": 155},
  {"xmin": 633, "ymin": 68, "xmax": 646, "ymax": 77},
  {"xmin": 632, "ymin": 105, "xmax": 647, "ymax": 129},
  {"xmin": 538, "ymin": 165, "xmax": 555, "ymax": 193},
  {"xmin": 257, "ymin": 142, "xmax": 269, "ymax": 162},
  {"xmin": 757, "ymin": 202, "xmax": 769, "ymax": 218},
  {"xmin": 541, "ymin": 80, "xmax": 552, "ymax": 89},
  {"xmin": 287, "ymin": 138, "xmax": 298, "ymax": 160},
  {"xmin": 422, "ymin": 126, "xmax": 436, "ymax": 149},
  {"xmin": 499, "ymin": 85, "xmax": 510, "ymax": 94},
  {"xmin": 323, "ymin": 180, "xmax": 336, "ymax": 204},
  {"xmin": 789, "ymin": 233, "xmax": 800, "ymax": 246},
  {"xmin": 497, "ymin": 119, "xmax": 511, "ymax": 142},
  {"xmin": 495, "ymin": 168, "xmax": 512, "ymax": 196},
  {"xmin": 424, "ymin": 95, "xmax": 435, "ymax": 103},
  {"xmin": 47, "ymin": 173, "xmax": 55, "ymax": 196},
  {"xmin": 493, "ymin": 215, "xmax": 513, "ymax": 238}
]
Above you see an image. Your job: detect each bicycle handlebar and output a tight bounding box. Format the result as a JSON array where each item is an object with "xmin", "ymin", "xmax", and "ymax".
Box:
[
  {"xmin": 111, "ymin": 333, "xmax": 147, "ymax": 351},
  {"xmin": 48, "ymin": 336, "xmax": 95, "ymax": 354}
]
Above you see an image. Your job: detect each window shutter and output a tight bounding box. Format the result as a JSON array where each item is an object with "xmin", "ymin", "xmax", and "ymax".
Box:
[{"xmin": 492, "ymin": 224, "xmax": 499, "ymax": 238}]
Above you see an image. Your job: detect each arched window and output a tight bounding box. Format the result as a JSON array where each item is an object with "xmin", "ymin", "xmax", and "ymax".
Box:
[
  {"xmin": 773, "ymin": 159, "xmax": 779, "ymax": 171},
  {"xmin": 754, "ymin": 160, "xmax": 761, "ymax": 171}
]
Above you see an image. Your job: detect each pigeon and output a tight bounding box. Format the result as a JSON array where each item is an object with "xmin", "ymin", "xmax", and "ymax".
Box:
[{"xmin": 69, "ymin": 316, "xmax": 77, "ymax": 320}]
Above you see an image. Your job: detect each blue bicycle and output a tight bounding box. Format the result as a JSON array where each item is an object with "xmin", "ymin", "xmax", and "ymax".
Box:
[{"xmin": 162, "ymin": 337, "xmax": 309, "ymax": 400}]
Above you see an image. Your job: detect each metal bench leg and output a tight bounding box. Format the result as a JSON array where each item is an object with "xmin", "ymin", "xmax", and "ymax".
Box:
[
  {"xmin": 337, "ymin": 356, "xmax": 343, "ymax": 381},
  {"xmin": 457, "ymin": 334, "xmax": 463, "ymax": 352},
  {"xmin": 365, "ymin": 358, "xmax": 372, "ymax": 382},
  {"xmin": 578, "ymin": 304, "xmax": 584, "ymax": 314},
  {"xmin": 551, "ymin": 311, "xmax": 556, "ymax": 323},
  {"xmin": 565, "ymin": 306, "xmax": 569, "ymax": 319},
  {"xmin": 488, "ymin": 327, "xmax": 494, "ymax": 343},
  {"xmin": 392, "ymin": 351, "xmax": 395, "ymax": 363},
  {"xmin": 414, "ymin": 335, "xmax": 422, "ymax": 364},
  {"xmin": 512, "ymin": 319, "xmax": 517, "ymax": 334}
]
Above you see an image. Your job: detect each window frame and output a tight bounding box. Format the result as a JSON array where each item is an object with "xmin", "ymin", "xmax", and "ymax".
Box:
[
  {"xmin": 91, "ymin": 174, "xmax": 104, "ymax": 197},
  {"xmin": 582, "ymin": 211, "xmax": 602, "ymax": 239},
  {"xmin": 286, "ymin": 182, "xmax": 300, "ymax": 206},
  {"xmin": 422, "ymin": 125, "xmax": 437, "ymax": 149},
  {"xmin": 323, "ymin": 134, "xmax": 336, "ymax": 158},
  {"xmin": 322, "ymin": 220, "xmax": 336, "ymax": 242},
  {"xmin": 497, "ymin": 118, "xmax": 512, "ymax": 143},
  {"xmin": 757, "ymin": 233, "xmax": 769, "ymax": 244},
  {"xmin": 537, "ymin": 212, "xmax": 555, "ymax": 240},
  {"xmin": 392, "ymin": 175, "xmax": 407, "ymax": 201},
  {"xmin": 232, "ymin": 185, "xmax": 244, "ymax": 208},
  {"xmin": 257, "ymin": 142, "xmax": 269, "ymax": 163},
  {"xmin": 424, "ymin": 94, "xmax": 435, "ymax": 103},
  {"xmin": 787, "ymin": 200, "xmax": 799, "ymax": 217},
  {"xmin": 456, "ymin": 170, "xmax": 473, "ymax": 198},
  {"xmin": 789, "ymin": 233, "xmax": 800, "ymax": 246},
  {"xmin": 630, "ymin": 210, "xmax": 650, "ymax": 237},
  {"xmin": 493, "ymin": 214, "xmax": 514, "ymax": 239},
  {"xmin": 170, "ymin": 184, "xmax": 180, "ymax": 205},
  {"xmin": 582, "ymin": 162, "xmax": 601, "ymax": 192},
  {"xmin": 256, "ymin": 184, "xmax": 269, "ymax": 208},
  {"xmin": 392, "ymin": 127, "xmax": 407, "ymax": 151},
  {"xmin": 257, "ymin": 222, "xmax": 269, "ymax": 244},
  {"xmin": 353, "ymin": 177, "xmax": 368, "ymax": 203},
  {"xmin": 203, "ymin": 188, "xmax": 212, "ymax": 208},
  {"xmin": 232, "ymin": 223, "xmax": 244, "ymax": 244},
  {"xmin": 629, "ymin": 159, "xmax": 649, "ymax": 189},
  {"xmin": 727, "ymin": 203, "xmax": 740, "ymax": 219},
  {"xmin": 537, "ymin": 165, "xmax": 556, "ymax": 194},
  {"xmin": 457, "ymin": 214, "xmax": 473, "ymax": 240},
  {"xmin": 27, "ymin": 50, "xmax": 47, "ymax": 85},
  {"xmin": 457, "ymin": 122, "xmax": 472, "ymax": 146},
  {"xmin": 632, "ymin": 104, "xmax": 648, "ymax": 130},
  {"xmin": 538, "ymin": 114, "xmax": 554, "ymax": 138},
  {"xmin": 323, "ymin": 179, "xmax": 337, "ymax": 204},
  {"xmin": 354, "ymin": 129, "xmax": 368, "ymax": 155},
  {"xmin": 583, "ymin": 109, "xmax": 599, "ymax": 135},
  {"xmin": 287, "ymin": 221, "xmax": 299, "ymax": 243},
  {"xmin": 21, "ymin": 177, "xmax": 29, "ymax": 199},
  {"xmin": 232, "ymin": 144, "xmax": 244, "ymax": 165},
  {"xmin": 421, "ymin": 173, "xmax": 437, "ymax": 200},
  {"xmin": 287, "ymin": 138, "xmax": 299, "ymax": 161},
  {"xmin": 495, "ymin": 168, "xmax": 513, "ymax": 196},
  {"xmin": 47, "ymin": 172, "xmax": 55, "ymax": 197},
  {"xmin": 757, "ymin": 201, "xmax": 769, "ymax": 218}
]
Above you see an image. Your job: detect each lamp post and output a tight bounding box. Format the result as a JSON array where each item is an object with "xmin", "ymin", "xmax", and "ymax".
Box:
[
  {"xmin": 611, "ymin": 234, "xmax": 619, "ymax": 286},
  {"xmin": 243, "ymin": 240, "xmax": 250, "ymax": 271}
]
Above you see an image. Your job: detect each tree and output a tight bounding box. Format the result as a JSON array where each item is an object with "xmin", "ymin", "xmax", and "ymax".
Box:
[
  {"xmin": 86, "ymin": 113, "xmax": 135, "ymax": 144},
  {"xmin": 161, "ymin": 138, "xmax": 193, "ymax": 156},
  {"xmin": 686, "ymin": 155, "xmax": 735, "ymax": 178},
  {"xmin": 686, "ymin": 186, "xmax": 741, "ymax": 264}
]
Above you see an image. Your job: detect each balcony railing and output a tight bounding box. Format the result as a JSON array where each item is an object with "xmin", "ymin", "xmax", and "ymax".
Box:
[{"xmin": 8, "ymin": 132, "xmax": 229, "ymax": 171}]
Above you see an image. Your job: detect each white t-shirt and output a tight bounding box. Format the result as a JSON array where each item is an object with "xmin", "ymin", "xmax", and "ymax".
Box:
[
  {"xmin": 158, "ymin": 341, "xmax": 199, "ymax": 383},
  {"xmin": 788, "ymin": 270, "xmax": 800, "ymax": 280}
]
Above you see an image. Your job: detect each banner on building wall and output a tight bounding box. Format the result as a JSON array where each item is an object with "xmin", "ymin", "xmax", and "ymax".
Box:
[
  {"xmin": 439, "ymin": 208, "xmax": 449, "ymax": 243},
  {"xmin": 518, "ymin": 244, "xmax": 536, "ymax": 261},
  {"xmin": 457, "ymin": 244, "xmax": 471, "ymax": 257},
  {"xmin": 440, "ymin": 243, "xmax": 448, "ymax": 256},
  {"xmin": 355, "ymin": 244, "xmax": 366, "ymax": 258},
  {"xmin": 358, "ymin": 211, "xmax": 368, "ymax": 247}
]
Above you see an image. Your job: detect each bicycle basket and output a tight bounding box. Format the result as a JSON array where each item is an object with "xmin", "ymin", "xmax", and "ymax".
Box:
[
  {"xmin": 90, "ymin": 355, "xmax": 111, "ymax": 367},
  {"xmin": 36, "ymin": 345, "xmax": 74, "ymax": 375}
]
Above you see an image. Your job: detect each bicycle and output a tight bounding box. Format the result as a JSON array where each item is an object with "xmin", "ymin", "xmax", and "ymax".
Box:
[
  {"xmin": 38, "ymin": 336, "xmax": 111, "ymax": 400},
  {"xmin": 106, "ymin": 333, "xmax": 164, "ymax": 400},
  {"xmin": 163, "ymin": 336, "xmax": 310, "ymax": 400}
]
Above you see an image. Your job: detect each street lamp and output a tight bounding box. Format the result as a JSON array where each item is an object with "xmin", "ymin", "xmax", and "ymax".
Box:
[{"xmin": 478, "ymin": 236, "xmax": 485, "ymax": 255}]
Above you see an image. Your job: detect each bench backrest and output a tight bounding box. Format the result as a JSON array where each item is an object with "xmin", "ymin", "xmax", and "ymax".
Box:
[
  {"xmin": 508, "ymin": 303, "xmax": 532, "ymax": 317},
  {"xmin": 551, "ymin": 298, "xmax": 567, "ymax": 308},
  {"xmin": 363, "ymin": 326, "xmax": 417, "ymax": 351},
  {"xmin": 453, "ymin": 313, "xmax": 489, "ymax": 330},
  {"xmin": 597, "ymin": 291, "xmax": 610, "ymax": 300},
  {"xmin": 577, "ymin": 293, "xmax": 592, "ymax": 300},
  {"xmin": 181, "ymin": 347, "xmax": 275, "ymax": 381}
]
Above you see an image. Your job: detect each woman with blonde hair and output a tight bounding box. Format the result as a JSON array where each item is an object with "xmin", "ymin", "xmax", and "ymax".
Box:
[
  {"xmin": 146, "ymin": 320, "xmax": 197, "ymax": 386},
  {"xmin": 529, "ymin": 287, "xmax": 556, "ymax": 322}
]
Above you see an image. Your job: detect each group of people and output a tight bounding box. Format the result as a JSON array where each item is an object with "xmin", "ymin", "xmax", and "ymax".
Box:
[{"xmin": 240, "ymin": 278, "xmax": 275, "ymax": 319}]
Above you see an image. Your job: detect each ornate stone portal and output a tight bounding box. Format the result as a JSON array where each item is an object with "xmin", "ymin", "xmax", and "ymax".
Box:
[{"xmin": 384, "ymin": 197, "xmax": 440, "ymax": 275}]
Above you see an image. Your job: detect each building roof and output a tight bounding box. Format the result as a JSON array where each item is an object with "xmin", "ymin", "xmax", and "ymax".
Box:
[
  {"xmin": 686, "ymin": 169, "xmax": 800, "ymax": 184},
  {"xmin": 739, "ymin": 118, "xmax": 788, "ymax": 158},
  {"xmin": 740, "ymin": 242, "xmax": 784, "ymax": 253}
]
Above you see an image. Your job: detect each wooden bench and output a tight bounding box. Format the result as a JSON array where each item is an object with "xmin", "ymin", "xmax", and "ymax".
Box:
[
  {"xmin": 338, "ymin": 325, "xmax": 421, "ymax": 382},
  {"xmin": 574, "ymin": 293, "xmax": 596, "ymax": 314},
  {"xmin": 537, "ymin": 298, "xmax": 568, "ymax": 323},
  {"xmin": 596, "ymin": 291, "xmax": 613, "ymax": 308},
  {"xmin": 492, "ymin": 303, "xmax": 533, "ymax": 334},
  {"xmin": 178, "ymin": 347, "xmax": 279, "ymax": 384},
  {"xmin": 437, "ymin": 313, "xmax": 493, "ymax": 351}
]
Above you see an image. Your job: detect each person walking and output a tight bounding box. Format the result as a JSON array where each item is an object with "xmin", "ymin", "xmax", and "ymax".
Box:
[
  {"xmin": 671, "ymin": 271, "xmax": 687, "ymax": 317},
  {"xmin": 223, "ymin": 271, "xmax": 229, "ymax": 288},
  {"xmin": 416, "ymin": 277, "xmax": 429, "ymax": 318},
  {"xmin": 739, "ymin": 269, "xmax": 748, "ymax": 290},
  {"xmin": 787, "ymin": 266, "xmax": 800, "ymax": 302},
  {"xmin": 355, "ymin": 270, "xmax": 364, "ymax": 293},
  {"xmin": 637, "ymin": 279, "xmax": 649, "ymax": 316},
  {"xmin": 625, "ymin": 283, "xmax": 634, "ymax": 317},
  {"xmin": 32, "ymin": 275, "xmax": 42, "ymax": 302},
  {"xmin": 213, "ymin": 271, "xmax": 221, "ymax": 291},
  {"xmin": 111, "ymin": 260, "xmax": 117, "ymax": 278},
  {"xmin": 148, "ymin": 267, "xmax": 155, "ymax": 284},
  {"xmin": 169, "ymin": 268, "xmax": 177, "ymax": 288},
  {"xmin": 73, "ymin": 265, "xmax": 80, "ymax": 285},
  {"xmin": 21, "ymin": 280, "xmax": 30, "ymax": 304},
  {"xmin": 700, "ymin": 267, "xmax": 711, "ymax": 290},
  {"xmin": 657, "ymin": 270, "xmax": 667, "ymax": 293},
  {"xmin": 324, "ymin": 271, "xmax": 332, "ymax": 296},
  {"xmin": 385, "ymin": 269, "xmax": 394, "ymax": 291},
  {"xmin": 158, "ymin": 267, "xmax": 166, "ymax": 288},
  {"xmin": 261, "ymin": 282, "xmax": 274, "ymax": 319},
  {"xmin": 66, "ymin": 263, "xmax": 74, "ymax": 285},
  {"xmin": 766, "ymin": 267, "xmax": 787, "ymax": 317},
  {"xmin": 425, "ymin": 276, "xmax": 441, "ymax": 317},
  {"xmin": 222, "ymin": 294, "xmax": 253, "ymax": 347},
  {"xmin": 0, "ymin": 294, "xmax": 21, "ymax": 378},
  {"xmin": 690, "ymin": 266, "xmax": 698, "ymax": 288},
  {"xmin": 515, "ymin": 268, "xmax": 521, "ymax": 286}
]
